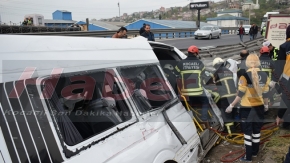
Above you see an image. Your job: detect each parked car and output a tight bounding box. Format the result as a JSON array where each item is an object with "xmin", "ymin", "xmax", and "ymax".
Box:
[
  {"xmin": 194, "ymin": 26, "xmax": 221, "ymax": 40},
  {"xmin": 236, "ymin": 25, "xmax": 251, "ymax": 35}
]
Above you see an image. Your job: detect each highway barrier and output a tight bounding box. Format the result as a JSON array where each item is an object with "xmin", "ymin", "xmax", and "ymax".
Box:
[
  {"xmin": 2, "ymin": 26, "xmax": 239, "ymax": 39},
  {"xmin": 181, "ymin": 36, "xmax": 264, "ymax": 59},
  {"xmin": 0, "ymin": 26, "xmax": 81, "ymax": 33}
]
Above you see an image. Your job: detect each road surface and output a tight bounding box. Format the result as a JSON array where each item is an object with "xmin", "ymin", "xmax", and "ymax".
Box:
[{"xmin": 156, "ymin": 34, "xmax": 258, "ymax": 49}]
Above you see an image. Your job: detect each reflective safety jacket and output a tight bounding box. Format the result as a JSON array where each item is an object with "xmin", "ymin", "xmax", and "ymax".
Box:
[
  {"xmin": 259, "ymin": 54, "xmax": 275, "ymax": 79},
  {"xmin": 213, "ymin": 65, "xmax": 236, "ymax": 99},
  {"xmin": 272, "ymin": 40, "xmax": 290, "ymax": 82},
  {"xmin": 261, "ymin": 26, "xmax": 266, "ymax": 36},
  {"xmin": 270, "ymin": 47, "xmax": 279, "ymax": 61},
  {"xmin": 238, "ymin": 68, "xmax": 270, "ymax": 107},
  {"xmin": 175, "ymin": 55, "xmax": 205, "ymax": 96}
]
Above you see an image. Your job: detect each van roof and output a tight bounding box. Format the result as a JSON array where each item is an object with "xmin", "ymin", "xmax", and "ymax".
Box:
[{"xmin": 0, "ymin": 35, "xmax": 159, "ymax": 83}]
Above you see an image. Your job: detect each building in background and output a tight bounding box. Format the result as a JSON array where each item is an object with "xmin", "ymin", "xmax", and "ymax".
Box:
[
  {"xmin": 77, "ymin": 20, "xmax": 119, "ymax": 31},
  {"xmin": 125, "ymin": 18, "xmax": 216, "ymax": 30},
  {"xmin": 206, "ymin": 9, "xmax": 249, "ymax": 27},
  {"xmin": 44, "ymin": 10, "xmax": 76, "ymax": 27}
]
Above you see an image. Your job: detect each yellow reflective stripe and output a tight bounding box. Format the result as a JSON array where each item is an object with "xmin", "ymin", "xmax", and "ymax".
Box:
[
  {"xmin": 216, "ymin": 77, "xmax": 233, "ymax": 83},
  {"xmin": 221, "ymin": 94, "xmax": 236, "ymax": 98},
  {"xmin": 175, "ymin": 65, "xmax": 180, "ymax": 72},
  {"xmin": 181, "ymin": 92, "xmax": 203, "ymax": 96},
  {"xmin": 180, "ymin": 70, "xmax": 202, "ymax": 74},
  {"xmin": 262, "ymin": 68, "xmax": 272, "ymax": 78},
  {"xmin": 181, "ymin": 88, "xmax": 203, "ymax": 92},
  {"xmin": 180, "ymin": 70, "xmax": 202, "ymax": 91}
]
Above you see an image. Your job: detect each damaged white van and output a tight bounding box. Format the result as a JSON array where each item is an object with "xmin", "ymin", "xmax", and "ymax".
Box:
[{"xmin": 0, "ymin": 35, "xmax": 223, "ymax": 163}]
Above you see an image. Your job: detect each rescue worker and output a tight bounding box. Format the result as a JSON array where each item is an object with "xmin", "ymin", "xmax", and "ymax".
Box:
[
  {"xmin": 261, "ymin": 25, "xmax": 266, "ymax": 38},
  {"xmin": 259, "ymin": 46, "xmax": 275, "ymax": 107},
  {"xmin": 163, "ymin": 64, "xmax": 178, "ymax": 94},
  {"xmin": 226, "ymin": 54, "xmax": 269, "ymax": 162},
  {"xmin": 212, "ymin": 57, "xmax": 237, "ymax": 125},
  {"xmin": 263, "ymin": 41, "xmax": 279, "ymax": 61},
  {"xmin": 270, "ymin": 25, "xmax": 290, "ymax": 129},
  {"xmin": 175, "ymin": 45, "xmax": 210, "ymax": 128},
  {"xmin": 237, "ymin": 50, "xmax": 250, "ymax": 85}
]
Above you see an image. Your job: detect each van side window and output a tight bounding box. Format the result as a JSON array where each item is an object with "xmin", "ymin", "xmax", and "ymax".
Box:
[
  {"xmin": 118, "ymin": 65, "xmax": 174, "ymax": 112},
  {"xmin": 43, "ymin": 70, "xmax": 133, "ymax": 146}
]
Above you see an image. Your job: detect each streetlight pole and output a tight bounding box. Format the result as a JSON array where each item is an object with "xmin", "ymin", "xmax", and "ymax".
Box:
[
  {"xmin": 118, "ymin": 2, "xmax": 121, "ymax": 22},
  {"xmin": 249, "ymin": 4, "xmax": 251, "ymax": 24}
]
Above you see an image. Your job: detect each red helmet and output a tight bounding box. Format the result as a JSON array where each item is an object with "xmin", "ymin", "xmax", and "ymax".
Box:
[
  {"xmin": 188, "ymin": 45, "xmax": 199, "ymax": 54},
  {"xmin": 260, "ymin": 46, "xmax": 270, "ymax": 54}
]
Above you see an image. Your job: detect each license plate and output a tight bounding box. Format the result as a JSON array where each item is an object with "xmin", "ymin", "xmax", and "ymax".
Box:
[{"xmin": 198, "ymin": 33, "xmax": 202, "ymax": 36}]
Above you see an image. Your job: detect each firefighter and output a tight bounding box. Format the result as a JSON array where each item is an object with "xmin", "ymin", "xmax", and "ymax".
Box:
[
  {"xmin": 175, "ymin": 45, "xmax": 210, "ymax": 128},
  {"xmin": 212, "ymin": 57, "xmax": 237, "ymax": 123},
  {"xmin": 270, "ymin": 25, "xmax": 290, "ymax": 129},
  {"xmin": 226, "ymin": 54, "xmax": 269, "ymax": 162},
  {"xmin": 263, "ymin": 41, "xmax": 279, "ymax": 61},
  {"xmin": 259, "ymin": 46, "xmax": 276, "ymax": 107},
  {"xmin": 163, "ymin": 64, "xmax": 178, "ymax": 94},
  {"xmin": 212, "ymin": 57, "xmax": 237, "ymax": 134}
]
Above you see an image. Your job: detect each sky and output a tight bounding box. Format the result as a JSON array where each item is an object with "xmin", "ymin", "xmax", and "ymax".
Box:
[{"xmin": 0, "ymin": 0, "xmax": 205, "ymax": 24}]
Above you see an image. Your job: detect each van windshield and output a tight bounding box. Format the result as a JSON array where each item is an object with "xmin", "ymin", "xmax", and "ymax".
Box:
[{"xmin": 118, "ymin": 65, "xmax": 174, "ymax": 113}]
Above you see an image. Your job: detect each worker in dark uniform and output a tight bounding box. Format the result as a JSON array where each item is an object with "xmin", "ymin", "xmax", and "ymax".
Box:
[
  {"xmin": 270, "ymin": 25, "xmax": 290, "ymax": 129},
  {"xmin": 226, "ymin": 54, "xmax": 269, "ymax": 162},
  {"xmin": 237, "ymin": 50, "xmax": 250, "ymax": 78},
  {"xmin": 163, "ymin": 64, "xmax": 178, "ymax": 94},
  {"xmin": 175, "ymin": 45, "xmax": 210, "ymax": 128},
  {"xmin": 259, "ymin": 46, "xmax": 276, "ymax": 108},
  {"xmin": 263, "ymin": 41, "xmax": 280, "ymax": 61},
  {"xmin": 212, "ymin": 57, "xmax": 237, "ymax": 125}
]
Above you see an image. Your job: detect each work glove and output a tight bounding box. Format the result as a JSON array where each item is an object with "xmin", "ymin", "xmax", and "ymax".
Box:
[
  {"xmin": 225, "ymin": 104, "xmax": 234, "ymax": 113},
  {"xmin": 264, "ymin": 105, "xmax": 269, "ymax": 112},
  {"xmin": 269, "ymin": 81, "xmax": 276, "ymax": 89}
]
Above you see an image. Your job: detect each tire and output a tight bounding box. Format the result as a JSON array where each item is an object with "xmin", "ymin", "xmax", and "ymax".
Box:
[
  {"xmin": 208, "ymin": 34, "xmax": 212, "ymax": 40},
  {"xmin": 195, "ymin": 37, "xmax": 198, "ymax": 39},
  {"xmin": 218, "ymin": 33, "xmax": 221, "ymax": 39}
]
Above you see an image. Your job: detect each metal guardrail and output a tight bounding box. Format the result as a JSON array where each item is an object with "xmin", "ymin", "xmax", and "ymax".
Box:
[
  {"xmin": 2, "ymin": 26, "xmax": 239, "ymax": 39},
  {"xmin": 0, "ymin": 26, "xmax": 81, "ymax": 34},
  {"xmin": 180, "ymin": 36, "xmax": 264, "ymax": 60}
]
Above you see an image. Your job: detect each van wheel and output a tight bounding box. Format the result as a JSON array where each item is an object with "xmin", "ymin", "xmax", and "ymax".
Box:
[
  {"xmin": 208, "ymin": 34, "xmax": 212, "ymax": 40},
  {"xmin": 164, "ymin": 161, "xmax": 178, "ymax": 163}
]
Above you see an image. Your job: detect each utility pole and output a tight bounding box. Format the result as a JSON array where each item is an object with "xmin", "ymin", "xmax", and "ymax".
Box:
[
  {"xmin": 249, "ymin": 4, "xmax": 251, "ymax": 24},
  {"xmin": 118, "ymin": 2, "xmax": 121, "ymax": 22}
]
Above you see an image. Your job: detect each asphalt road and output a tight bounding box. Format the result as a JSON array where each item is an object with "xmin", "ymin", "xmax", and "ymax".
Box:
[{"xmin": 156, "ymin": 34, "xmax": 255, "ymax": 50}]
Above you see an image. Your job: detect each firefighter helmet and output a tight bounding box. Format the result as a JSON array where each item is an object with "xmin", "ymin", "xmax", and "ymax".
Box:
[
  {"xmin": 164, "ymin": 64, "xmax": 174, "ymax": 71},
  {"xmin": 188, "ymin": 45, "xmax": 199, "ymax": 54},
  {"xmin": 260, "ymin": 46, "xmax": 270, "ymax": 54},
  {"xmin": 213, "ymin": 57, "xmax": 224, "ymax": 67}
]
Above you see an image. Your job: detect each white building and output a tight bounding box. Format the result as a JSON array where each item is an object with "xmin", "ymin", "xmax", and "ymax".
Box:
[
  {"xmin": 242, "ymin": 0, "xmax": 260, "ymax": 10},
  {"xmin": 207, "ymin": 10, "xmax": 249, "ymax": 27}
]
